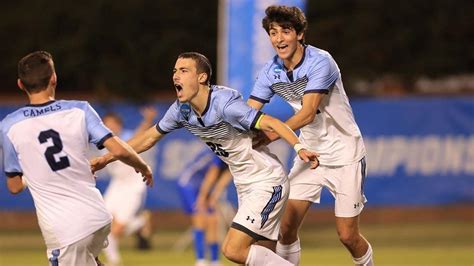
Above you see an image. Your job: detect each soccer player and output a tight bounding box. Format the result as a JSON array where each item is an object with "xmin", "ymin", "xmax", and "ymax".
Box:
[
  {"xmin": 1, "ymin": 51, "xmax": 153, "ymax": 265},
  {"xmin": 91, "ymin": 52, "xmax": 319, "ymax": 266},
  {"xmin": 101, "ymin": 107, "xmax": 157, "ymax": 266},
  {"xmin": 177, "ymin": 147, "xmax": 231, "ymax": 266},
  {"xmin": 247, "ymin": 5, "xmax": 374, "ymax": 266}
]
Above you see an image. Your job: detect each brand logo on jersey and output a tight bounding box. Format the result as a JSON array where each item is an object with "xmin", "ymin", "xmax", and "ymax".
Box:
[
  {"xmin": 354, "ymin": 202, "xmax": 361, "ymax": 209},
  {"xmin": 273, "ymin": 67, "xmax": 282, "ymax": 80},
  {"xmin": 180, "ymin": 104, "xmax": 191, "ymax": 120},
  {"xmin": 246, "ymin": 216, "xmax": 255, "ymax": 223}
]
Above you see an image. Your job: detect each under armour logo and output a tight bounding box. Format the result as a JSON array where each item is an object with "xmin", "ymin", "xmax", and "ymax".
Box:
[
  {"xmin": 353, "ymin": 203, "xmax": 361, "ymax": 209},
  {"xmin": 273, "ymin": 74, "xmax": 280, "ymax": 80},
  {"xmin": 246, "ymin": 216, "xmax": 255, "ymax": 223}
]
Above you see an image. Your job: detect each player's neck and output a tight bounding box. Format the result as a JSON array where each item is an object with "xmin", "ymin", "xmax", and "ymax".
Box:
[
  {"xmin": 189, "ymin": 85, "xmax": 210, "ymax": 117},
  {"xmin": 28, "ymin": 87, "xmax": 55, "ymax": 105},
  {"xmin": 283, "ymin": 43, "xmax": 304, "ymax": 71}
]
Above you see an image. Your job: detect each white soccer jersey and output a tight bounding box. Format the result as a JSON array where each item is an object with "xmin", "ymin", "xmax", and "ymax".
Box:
[
  {"xmin": 157, "ymin": 86, "xmax": 286, "ymax": 187},
  {"xmin": 251, "ymin": 45, "xmax": 366, "ymax": 166},
  {"xmin": 1, "ymin": 100, "xmax": 113, "ymax": 249}
]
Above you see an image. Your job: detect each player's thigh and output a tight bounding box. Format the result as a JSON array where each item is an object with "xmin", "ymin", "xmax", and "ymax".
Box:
[
  {"xmin": 233, "ymin": 180, "xmax": 289, "ymax": 241},
  {"xmin": 330, "ymin": 158, "xmax": 367, "ymax": 218},
  {"xmin": 288, "ymin": 157, "xmax": 324, "ymax": 202},
  {"xmin": 46, "ymin": 224, "xmax": 110, "ymax": 265},
  {"xmin": 281, "ymin": 199, "xmax": 313, "ymax": 230},
  {"xmin": 335, "ymin": 215, "xmax": 361, "ymax": 239}
]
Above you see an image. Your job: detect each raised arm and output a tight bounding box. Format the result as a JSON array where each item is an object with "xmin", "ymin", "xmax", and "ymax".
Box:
[{"xmin": 133, "ymin": 106, "xmax": 158, "ymax": 137}]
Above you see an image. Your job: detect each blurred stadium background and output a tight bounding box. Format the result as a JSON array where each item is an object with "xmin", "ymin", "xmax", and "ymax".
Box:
[{"xmin": 0, "ymin": 0, "xmax": 472, "ymax": 265}]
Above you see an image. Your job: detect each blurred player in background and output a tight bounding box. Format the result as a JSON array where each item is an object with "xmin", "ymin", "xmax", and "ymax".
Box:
[
  {"xmin": 101, "ymin": 107, "xmax": 157, "ymax": 266},
  {"xmin": 91, "ymin": 52, "xmax": 319, "ymax": 266},
  {"xmin": 177, "ymin": 147, "xmax": 232, "ymax": 266},
  {"xmin": 1, "ymin": 51, "xmax": 153, "ymax": 265},
  {"xmin": 248, "ymin": 5, "xmax": 373, "ymax": 266}
]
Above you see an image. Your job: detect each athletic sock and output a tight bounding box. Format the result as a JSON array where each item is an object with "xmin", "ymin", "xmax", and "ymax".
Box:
[
  {"xmin": 125, "ymin": 215, "xmax": 146, "ymax": 236},
  {"xmin": 276, "ymin": 238, "xmax": 301, "ymax": 265},
  {"xmin": 245, "ymin": 244, "xmax": 293, "ymax": 266},
  {"xmin": 104, "ymin": 235, "xmax": 121, "ymax": 265},
  {"xmin": 192, "ymin": 229, "xmax": 206, "ymax": 260},
  {"xmin": 353, "ymin": 243, "xmax": 374, "ymax": 266},
  {"xmin": 209, "ymin": 242, "xmax": 220, "ymax": 262}
]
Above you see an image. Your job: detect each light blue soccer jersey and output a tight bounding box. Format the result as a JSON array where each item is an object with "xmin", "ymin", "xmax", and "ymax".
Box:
[
  {"xmin": 157, "ymin": 86, "xmax": 286, "ymax": 186},
  {"xmin": 251, "ymin": 45, "xmax": 366, "ymax": 165},
  {"xmin": 1, "ymin": 100, "xmax": 112, "ymax": 248}
]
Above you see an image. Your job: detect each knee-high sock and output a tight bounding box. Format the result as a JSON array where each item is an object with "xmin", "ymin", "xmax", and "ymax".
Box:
[
  {"xmin": 276, "ymin": 239, "xmax": 301, "ymax": 265},
  {"xmin": 209, "ymin": 242, "xmax": 219, "ymax": 262},
  {"xmin": 245, "ymin": 244, "xmax": 293, "ymax": 266},
  {"xmin": 353, "ymin": 243, "xmax": 374, "ymax": 266},
  {"xmin": 192, "ymin": 229, "xmax": 206, "ymax": 260},
  {"xmin": 104, "ymin": 235, "xmax": 121, "ymax": 264}
]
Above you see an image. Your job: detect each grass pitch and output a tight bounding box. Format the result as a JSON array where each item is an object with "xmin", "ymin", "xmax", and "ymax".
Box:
[{"xmin": 0, "ymin": 221, "xmax": 472, "ymax": 265}]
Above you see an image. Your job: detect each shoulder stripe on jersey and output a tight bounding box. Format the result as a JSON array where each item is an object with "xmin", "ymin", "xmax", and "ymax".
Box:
[
  {"xmin": 270, "ymin": 76, "xmax": 308, "ymax": 101},
  {"xmin": 304, "ymin": 89, "xmax": 329, "ymax": 95},
  {"xmin": 96, "ymin": 133, "xmax": 113, "ymax": 150},
  {"xmin": 156, "ymin": 124, "xmax": 169, "ymax": 135},
  {"xmin": 5, "ymin": 172, "xmax": 23, "ymax": 177},
  {"xmin": 249, "ymin": 95, "xmax": 269, "ymax": 104}
]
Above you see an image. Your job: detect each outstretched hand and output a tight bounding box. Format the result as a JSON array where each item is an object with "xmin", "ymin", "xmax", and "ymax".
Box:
[
  {"xmin": 136, "ymin": 165, "xmax": 154, "ymax": 187},
  {"xmin": 298, "ymin": 149, "xmax": 320, "ymax": 169},
  {"xmin": 90, "ymin": 156, "xmax": 108, "ymax": 173}
]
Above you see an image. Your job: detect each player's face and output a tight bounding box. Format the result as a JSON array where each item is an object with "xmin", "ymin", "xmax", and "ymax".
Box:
[
  {"xmin": 268, "ymin": 23, "xmax": 303, "ymax": 62},
  {"xmin": 173, "ymin": 58, "xmax": 200, "ymax": 103}
]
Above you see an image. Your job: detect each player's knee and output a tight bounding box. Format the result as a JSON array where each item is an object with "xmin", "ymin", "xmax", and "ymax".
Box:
[
  {"xmin": 221, "ymin": 243, "xmax": 246, "ymax": 263},
  {"xmin": 279, "ymin": 222, "xmax": 298, "ymax": 243},
  {"xmin": 337, "ymin": 231, "xmax": 359, "ymax": 248}
]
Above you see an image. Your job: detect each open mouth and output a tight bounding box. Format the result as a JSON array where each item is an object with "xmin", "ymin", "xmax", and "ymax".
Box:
[
  {"xmin": 174, "ymin": 84, "xmax": 183, "ymax": 91},
  {"xmin": 277, "ymin": 44, "xmax": 288, "ymax": 51}
]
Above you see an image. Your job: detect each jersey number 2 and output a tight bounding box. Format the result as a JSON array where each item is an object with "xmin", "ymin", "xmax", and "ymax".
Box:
[{"xmin": 38, "ymin": 129, "xmax": 71, "ymax": 171}]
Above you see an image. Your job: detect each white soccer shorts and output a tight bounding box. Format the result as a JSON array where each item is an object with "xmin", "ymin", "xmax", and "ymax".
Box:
[
  {"xmin": 46, "ymin": 223, "xmax": 110, "ymax": 265},
  {"xmin": 288, "ymin": 157, "xmax": 368, "ymax": 217},
  {"xmin": 231, "ymin": 179, "xmax": 289, "ymax": 241}
]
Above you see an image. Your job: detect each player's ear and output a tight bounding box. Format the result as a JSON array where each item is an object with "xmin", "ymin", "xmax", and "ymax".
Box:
[
  {"xmin": 17, "ymin": 79, "xmax": 26, "ymax": 92},
  {"xmin": 198, "ymin": 73, "xmax": 208, "ymax": 84},
  {"xmin": 50, "ymin": 73, "xmax": 57, "ymax": 87},
  {"xmin": 297, "ymin": 32, "xmax": 304, "ymax": 42}
]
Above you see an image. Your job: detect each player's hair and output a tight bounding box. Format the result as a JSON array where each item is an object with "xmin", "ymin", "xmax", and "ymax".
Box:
[
  {"xmin": 262, "ymin": 5, "xmax": 308, "ymax": 44},
  {"xmin": 178, "ymin": 52, "xmax": 212, "ymax": 86},
  {"xmin": 18, "ymin": 51, "xmax": 55, "ymax": 93},
  {"xmin": 103, "ymin": 112, "xmax": 123, "ymax": 126}
]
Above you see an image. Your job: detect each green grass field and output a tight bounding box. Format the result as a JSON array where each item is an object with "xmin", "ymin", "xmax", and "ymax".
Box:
[{"xmin": 0, "ymin": 221, "xmax": 472, "ymax": 265}]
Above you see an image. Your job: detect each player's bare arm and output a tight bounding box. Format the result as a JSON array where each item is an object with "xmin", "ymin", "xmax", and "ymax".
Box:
[
  {"xmin": 257, "ymin": 114, "xmax": 319, "ymax": 169},
  {"xmin": 247, "ymin": 98, "xmax": 265, "ymax": 111},
  {"xmin": 101, "ymin": 136, "xmax": 154, "ymax": 186},
  {"xmin": 208, "ymin": 169, "xmax": 232, "ymax": 209},
  {"xmin": 196, "ymin": 165, "xmax": 221, "ymax": 212},
  {"xmin": 285, "ymin": 92, "xmax": 324, "ymax": 131},
  {"xmin": 6, "ymin": 175, "xmax": 26, "ymax": 194},
  {"xmin": 91, "ymin": 126, "xmax": 162, "ymax": 176},
  {"xmin": 251, "ymin": 93, "xmax": 325, "ymax": 147}
]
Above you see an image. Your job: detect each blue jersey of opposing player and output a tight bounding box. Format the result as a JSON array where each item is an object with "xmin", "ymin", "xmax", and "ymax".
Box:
[
  {"xmin": 157, "ymin": 85, "xmax": 286, "ymax": 187},
  {"xmin": 177, "ymin": 148, "xmax": 227, "ymax": 214}
]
